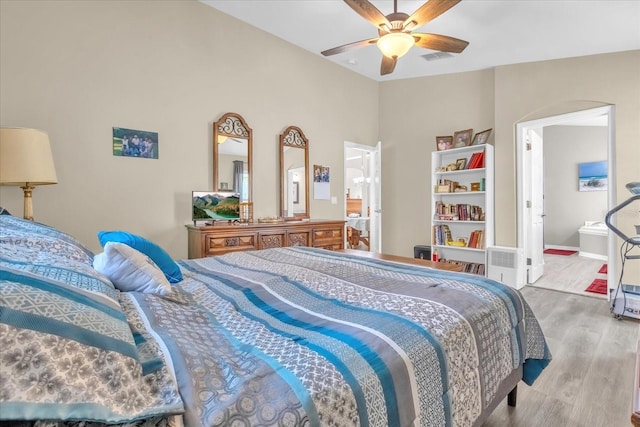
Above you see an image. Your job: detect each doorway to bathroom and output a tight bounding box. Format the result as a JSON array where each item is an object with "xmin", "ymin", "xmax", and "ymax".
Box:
[{"xmin": 516, "ymin": 105, "xmax": 616, "ymax": 298}]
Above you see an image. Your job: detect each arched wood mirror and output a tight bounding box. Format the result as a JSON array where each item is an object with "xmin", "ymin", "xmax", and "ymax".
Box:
[
  {"xmin": 213, "ymin": 112, "xmax": 252, "ymax": 203},
  {"xmin": 280, "ymin": 126, "xmax": 309, "ymax": 220}
]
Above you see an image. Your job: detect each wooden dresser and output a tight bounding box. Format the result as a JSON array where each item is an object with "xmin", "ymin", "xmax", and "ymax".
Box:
[{"xmin": 186, "ymin": 219, "xmax": 345, "ymax": 259}]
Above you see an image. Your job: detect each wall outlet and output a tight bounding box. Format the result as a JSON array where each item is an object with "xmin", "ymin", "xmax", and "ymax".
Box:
[{"xmin": 331, "ymin": 196, "xmax": 337, "ymax": 204}]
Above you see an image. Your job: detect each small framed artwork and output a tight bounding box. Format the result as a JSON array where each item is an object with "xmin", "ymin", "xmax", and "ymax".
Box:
[
  {"xmin": 293, "ymin": 181, "xmax": 299, "ymax": 204},
  {"xmin": 578, "ymin": 161, "xmax": 607, "ymax": 191},
  {"xmin": 472, "ymin": 128, "xmax": 492, "ymax": 146},
  {"xmin": 453, "ymin": 129, "xmax": 473, "ymax": 148},
  {"xmin": 113, "ymin": 127, "xmax": 158, "ymax": 159},
  {"xmin": 436, "ymin": 136, "xmax": 453, "ymax": 151},
  {"xmin": 455, "ymin": 158, "xmax": 467, "ymax": 170}
]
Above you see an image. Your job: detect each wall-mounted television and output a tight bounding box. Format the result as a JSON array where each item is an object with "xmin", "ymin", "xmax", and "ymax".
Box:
[{"xmin": 192, "ymin": 191, "xmax": 240, "ymax": 223}]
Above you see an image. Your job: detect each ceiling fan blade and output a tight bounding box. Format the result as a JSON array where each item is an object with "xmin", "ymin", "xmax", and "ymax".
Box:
[
  {"xmin": 321, "ymin": 37, "xmax": 379, "ymax": 56},
  {"xmin": 380, "ymin": 56, "xmax": 397, "ymax": 76},
  {"xmin": 344, "ymin": 0, "xmax": 391, "ymax": 31},
  {"xmin": 403, "ymin": 0, "xmax": 461, "ymax": 31},
  {"xmin": 413, "ymin": 33, "xmax": 469, "ymax": 53}
]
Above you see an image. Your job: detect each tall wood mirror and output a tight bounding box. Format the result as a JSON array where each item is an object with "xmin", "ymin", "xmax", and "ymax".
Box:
[
  {"xmin": 280, "ymin": 126, "xmax": 309, "ymax": 220},
  {"xmin": 213, "ymin": 112, "xmax": 252, "ymax": 203}
]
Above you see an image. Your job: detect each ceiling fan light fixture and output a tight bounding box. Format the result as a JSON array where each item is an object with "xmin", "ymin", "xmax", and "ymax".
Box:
[{"xmin": 376, "ymin": 32, "xmax": 414, "ymax": 59}]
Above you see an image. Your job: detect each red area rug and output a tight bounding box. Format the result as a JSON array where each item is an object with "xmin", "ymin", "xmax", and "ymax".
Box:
[
  {"xmin": 543, "ymin": 249, "xmax": 577, "ymax": 256},
  {"xmin": 585, "ymin": 279, "xmax": 608, "ymax": 295},
  {"xmin": 598, "ymin": 264, "xmax": 607, "ymax": 274}
]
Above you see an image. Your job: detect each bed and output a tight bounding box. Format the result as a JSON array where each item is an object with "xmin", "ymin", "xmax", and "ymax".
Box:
[{"xmin": 0, "ymin": 214, "xmax": 551, "ymax": 426}]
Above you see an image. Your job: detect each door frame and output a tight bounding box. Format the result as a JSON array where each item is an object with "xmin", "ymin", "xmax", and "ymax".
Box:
[
  {"xmin": 516, "ymin": 105, "xmax": 616, "ymax": 294},
  {"xmin": 344, "ymin": 141, "xmax": 382, "ymax": 252}
]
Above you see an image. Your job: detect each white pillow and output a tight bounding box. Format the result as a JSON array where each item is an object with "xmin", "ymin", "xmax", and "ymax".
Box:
[{"xmin": 93, "ymin": 242, "xmax": 172, "ymax": 295}]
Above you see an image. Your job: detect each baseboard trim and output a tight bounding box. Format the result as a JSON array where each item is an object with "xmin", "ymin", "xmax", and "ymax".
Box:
[{"xmin": 579, "ymin": 251, "xmax": 608, "ymax": 261}]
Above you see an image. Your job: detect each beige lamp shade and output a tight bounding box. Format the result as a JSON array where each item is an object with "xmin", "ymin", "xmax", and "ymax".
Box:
[
  {"xmin": 0, "ymin": 127, "xmax": 58, "ymax": 220},
  {"xmin": 0, "ymin": 127, "xmax": 58, "ymax": 185}
]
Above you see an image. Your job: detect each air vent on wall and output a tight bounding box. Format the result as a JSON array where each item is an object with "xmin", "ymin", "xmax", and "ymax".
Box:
[{"xmin": 421, "ymin": 52, "xmax": 454, "ymax": 62}]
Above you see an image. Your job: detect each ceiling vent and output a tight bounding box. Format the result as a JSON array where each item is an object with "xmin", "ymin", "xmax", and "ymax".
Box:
[{"xmin": 421, "ymin": 52, "xmax": 454, "ymax": 62}]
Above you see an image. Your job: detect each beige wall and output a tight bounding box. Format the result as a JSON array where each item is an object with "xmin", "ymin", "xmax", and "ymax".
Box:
[
  {"xmin": 379, "ymin": 51, "xmax": 639, "ymax": 257},
  {"xmin": 378, "ymin": 70, "xmax": 496, "ymax": 256},
  {"xmin": 0, "ymin": 0, "xmax": 379, "ymax": 258},
  {"xmin": 1, "ymin": 1, "xmax": 638, "ymax": 262}
]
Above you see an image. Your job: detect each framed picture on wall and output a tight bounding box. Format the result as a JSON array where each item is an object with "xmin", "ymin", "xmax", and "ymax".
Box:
[
  {"xmin": 293, "ymin": 181, "xmax": 299, "ymax": 204},
  {"xmin": 578, "ymin": 161, "xmax": 608, "ymax": 191},
  {"xmin": 112, "ymin": 127, "xmax": 158, "ymax": 159}
]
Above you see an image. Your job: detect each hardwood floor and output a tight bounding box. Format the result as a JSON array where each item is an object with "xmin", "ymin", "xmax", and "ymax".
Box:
[
  {"xmin": 483, "ymin": 286, "xmax": 639, "ymax": 427},
  {"xmin": 529, "ymin": 253, "xmax": 608, "ymax": 299}
]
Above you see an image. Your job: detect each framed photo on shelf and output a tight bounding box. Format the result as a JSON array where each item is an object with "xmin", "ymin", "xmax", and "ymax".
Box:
[
  {"xmin": 472, "ymin": 128, "xmax": 492, "ymax": 145},
  {"xmin": 436, "ymin": 135, "xmax": 453, "ymax": 151},
  {"xmin": 455, "ymin": 158, "xmax": 467, "ymax": 170},
  {"xmin": 453, "ymin": 129, "xmax": 473, "ymax": 148}
]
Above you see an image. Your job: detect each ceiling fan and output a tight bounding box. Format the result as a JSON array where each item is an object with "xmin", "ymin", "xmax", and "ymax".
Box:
[{"xmin": 321, "ymin": 0, "xmax": 469, "ymax": 76}]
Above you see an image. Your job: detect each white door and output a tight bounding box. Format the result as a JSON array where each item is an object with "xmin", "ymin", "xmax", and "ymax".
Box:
[
  {"xmin": 369, "ymin": 141, "xmax": 382, "ymax": 253},
  {"xmin": 527, "ymin": 129, "xmax": 545, "ymax": 283}
]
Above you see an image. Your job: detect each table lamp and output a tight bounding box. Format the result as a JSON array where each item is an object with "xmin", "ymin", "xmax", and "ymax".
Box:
[{"xmin": 0, "ymin": 127, "xmax": 58, "ymax": 220}]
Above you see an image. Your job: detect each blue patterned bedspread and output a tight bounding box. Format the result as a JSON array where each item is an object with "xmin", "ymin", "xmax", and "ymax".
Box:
[{"xmin": 126, "ymin": 247, "xmax": 550, "ymax": 427}]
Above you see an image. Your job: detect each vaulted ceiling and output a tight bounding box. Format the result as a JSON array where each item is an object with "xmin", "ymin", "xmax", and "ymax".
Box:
[{"xmin": 202, "ymin": 0, "xmax": 640, "ymax": 81}]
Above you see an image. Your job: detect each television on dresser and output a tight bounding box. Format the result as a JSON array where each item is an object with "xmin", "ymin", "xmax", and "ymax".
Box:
[{"xmin": 192, "ymin": 191, "xmax": 240, "ymax": 223}]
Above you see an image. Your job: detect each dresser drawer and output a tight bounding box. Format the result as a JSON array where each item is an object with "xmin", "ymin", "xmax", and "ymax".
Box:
[
  {"xmin": 312, "ymin": 227, "xmax": 343, "ymax": 246},
  {"xmin": 315, "ymin": 243, "xmax": 343, "ymax": 251},
  {"xmin": 258, "ymin": 232, "xmax": 286, "ymax": 249},
  {"xmin": 205, "ymin": 232, "xmax": 257, "ymax": 255},
  {"xmin": 287, "ymin": 231, "xmax": 311, "ymax": 247}
]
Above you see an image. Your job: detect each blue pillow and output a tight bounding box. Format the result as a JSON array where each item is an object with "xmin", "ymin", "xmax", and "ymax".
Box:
[{"xmin": 97, "ymin": 230, "xmax": 183, "ymax": 283}]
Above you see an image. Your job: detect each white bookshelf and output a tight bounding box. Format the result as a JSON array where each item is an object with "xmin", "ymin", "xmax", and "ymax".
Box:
[{"xmin": 430, "ymin": 144, "xmax": 494, "ymax": 275}]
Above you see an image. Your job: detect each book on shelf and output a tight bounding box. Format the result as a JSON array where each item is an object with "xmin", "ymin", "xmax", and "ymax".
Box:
[
  {"xmin": 466, "ymin": 149, "xmax": 485, "ymax": 169},
  {"xmin": 435, "ymin": 202, "xmax": 483, "ymax": 221},
  {"xmin": 466, "ymin": 152, "xmax": 479, "ymax": 169},
  {"xmin": 439, "ymin": 259, "xmax": 486, "ymax": 275},
  {"xmin": 435, "ymin": 179, "xmax": 459, "ymax": 193},
  {"xmin": 432, "ymin": 224, "xmax": 452, "ymax": 245},
  {"xmin": 467, "ymin": 229, "xmax": 485, "ymax": 249}
]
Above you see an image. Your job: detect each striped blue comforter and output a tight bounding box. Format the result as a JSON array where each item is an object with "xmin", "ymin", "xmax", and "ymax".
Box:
[{"xmin": 128, "ymin": 247, "xmax": 551, "ymax": 427}]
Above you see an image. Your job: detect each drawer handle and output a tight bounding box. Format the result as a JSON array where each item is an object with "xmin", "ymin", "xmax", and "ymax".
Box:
[{"xmin": 225, "ymin": 237, "xmax": 240, "ymax": 246}]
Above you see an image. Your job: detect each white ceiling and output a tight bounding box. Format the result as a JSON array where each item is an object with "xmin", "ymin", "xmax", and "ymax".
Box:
[{"xmin": 201, "ymin": 0, "xmax": 640, "ymax": 82}]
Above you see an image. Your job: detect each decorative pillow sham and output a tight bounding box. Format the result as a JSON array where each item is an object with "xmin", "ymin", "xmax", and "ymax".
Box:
[
  {"xmin": 97, "ymin": 231, "xmax": 183, "ymax": 283},
  {"xmin": 0, "ymin": 267, "xmax": 184, "ymax": 423},
  {"xmin": 0, "ymin": 215, "xmax": 94, "ymax": 263},
  {"xmin": 93, "ymin": 242, "xmax": 172, "ymax": 296}
]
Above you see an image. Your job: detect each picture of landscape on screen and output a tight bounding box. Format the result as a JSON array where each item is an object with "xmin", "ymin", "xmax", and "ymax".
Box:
[{"xmin": 192, "ymin": 191, "xmax": 240, "ymax": 220}]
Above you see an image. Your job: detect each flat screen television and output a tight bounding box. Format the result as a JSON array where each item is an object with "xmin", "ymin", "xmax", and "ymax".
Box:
[{"xmin": 192, "ymin": 191, "xmax": 240, "ymax": 223}]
